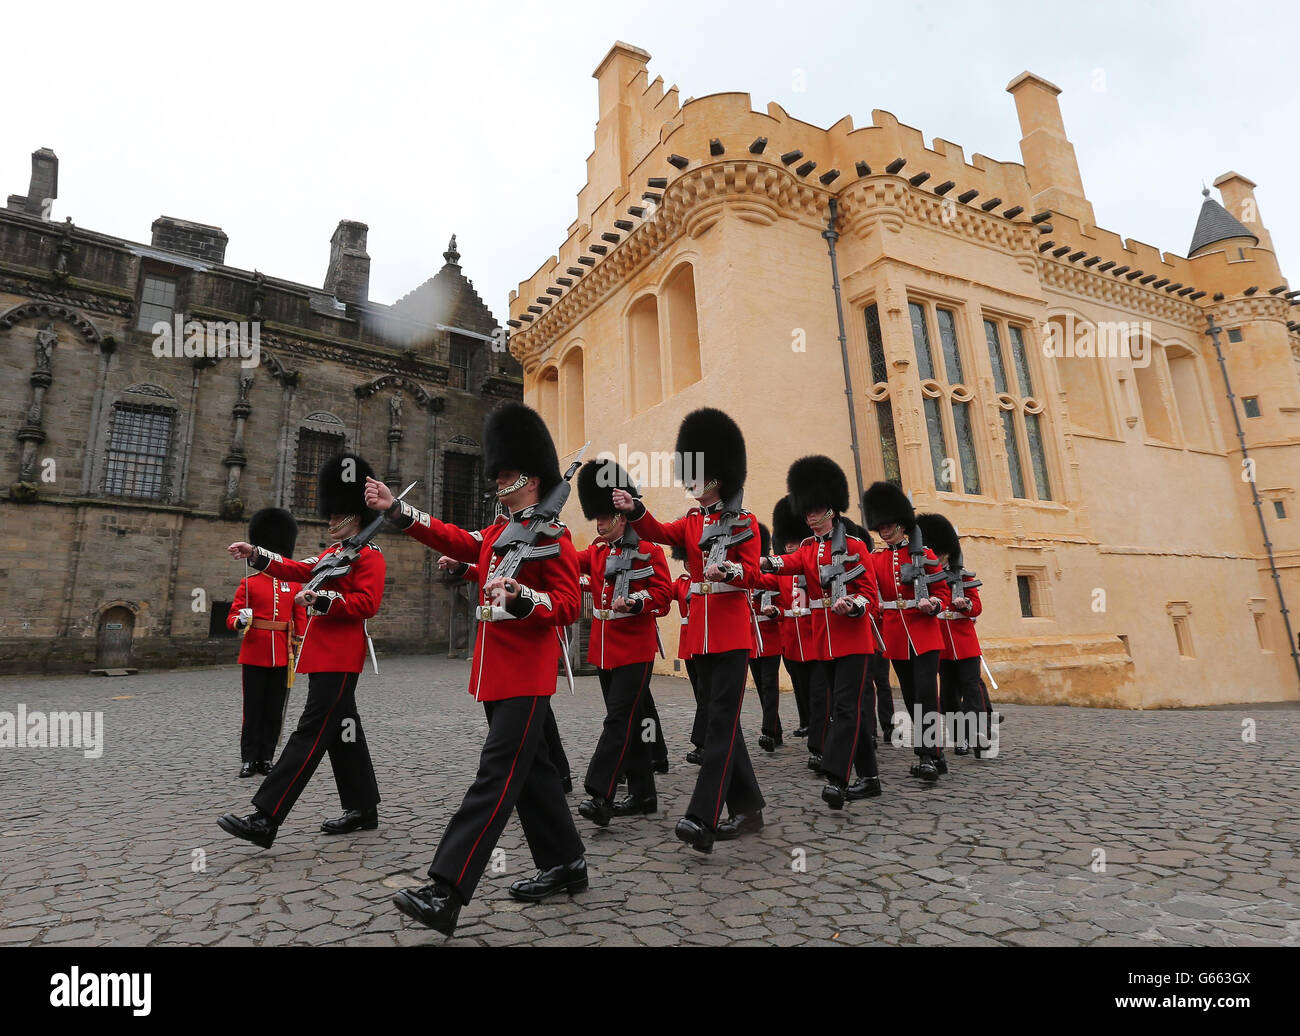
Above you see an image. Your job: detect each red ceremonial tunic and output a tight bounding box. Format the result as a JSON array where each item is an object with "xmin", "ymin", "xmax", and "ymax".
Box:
[
  {"xmin": 394, "ymin": 503, "xmax": 580, "ymax": 700},
  {"xmin": 671, "ymin": 574, "xmax": 693, "ymax": 660},
  {"xmin": 937, "ymin": 583, "xmax": 983, "ymax": 661},
  {"xmin": 577, "ymin": 538, "xmax": 672, "ymax": 670},
  {"xmin": 749, "ymin": 573, "xmax": 784, "ymax": 658},
  {"xmin": 865, "ymin": 542, "xmax": 952, "ymax": 659},
  {"xmin": 776, "ymin": 574, "xmax": 818, "ymax": 663},
  {"xmin": 771, "ymin": 531, "xmax": 880, "ymax": 659},
  {"xmin": 226, "ymin": 572, "xmax": 307, "ymax": 668},
  {"xmin": 630, "ymin": 502, "xmax": 760, "ymax": 656},
  {"xmin": 254, "ymin": 543, "xmax": 385, "ymax": 674}
]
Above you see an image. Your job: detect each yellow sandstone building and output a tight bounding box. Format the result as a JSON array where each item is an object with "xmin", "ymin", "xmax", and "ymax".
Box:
[{"xmin": 507, "ymin": 42, "xmax": 1300, "ymax": 708}]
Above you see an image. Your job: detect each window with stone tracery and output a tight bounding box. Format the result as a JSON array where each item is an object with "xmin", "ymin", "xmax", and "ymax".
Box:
[
  {"xmin": 863, "ymin": 303, "xmax": 901, "ymax": 487},
  {"xmin": 984, "ymin": 315, "xmax": 1052, "ymax": 501},
  {"xmin": 908, "ymin": 299, "xmax": 981, "ymax": 495}
]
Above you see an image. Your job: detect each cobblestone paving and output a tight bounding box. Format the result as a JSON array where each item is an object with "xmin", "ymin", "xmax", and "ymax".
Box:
[{"xmin": 1, "ymin": 657, "xmax": 1298, "ymax": 947}]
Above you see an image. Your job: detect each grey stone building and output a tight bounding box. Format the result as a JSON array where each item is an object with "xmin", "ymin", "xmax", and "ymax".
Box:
[{"xmin": 0, "ymin": 148, "xmax": 522, "ymax": 673}]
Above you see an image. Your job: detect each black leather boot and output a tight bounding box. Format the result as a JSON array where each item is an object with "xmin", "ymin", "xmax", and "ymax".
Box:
[
  {"xmin": 612, "ymin": 794, "xmax": 657, "ymax": 817},
  {"xmin": 392, "ymin": 881, "xmax": 462, "ymax": 935},
  {"xmin": 674, "ymin": 816, "xmax": 714, "ymax": 854},
  {"xmin": 238, "ymin": 762, "xmax": 256, "ymax": 778},
  {"xmin": 715, "ymin": 811, "xmax": 764, "ymax": 840},
  {"xmin": 217, "ymin": 811, "xmax": 277, "ymax": 849},
  {"xmin": 821, "ymin": 780, "xmax": 847, "ymax": 810},
  {"xmin": 508, "ymin": 858, "xmax": 588, "ymax": 902},
  {"xmin": 320, "ymin": 807, "xmax": 378, "ymax": 834},
  {"xmin": 577, "ymin": 796, "xmax": 613, "ymax": 828},
  {"xmin": 846, "ymin": 775, "xmax": 882, "ymax": 799}
]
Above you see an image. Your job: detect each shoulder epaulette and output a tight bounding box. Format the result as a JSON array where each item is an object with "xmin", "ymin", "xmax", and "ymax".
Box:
[{"xmin": 365, "ymin": 542, "xmax": 382, "ymax": 552}]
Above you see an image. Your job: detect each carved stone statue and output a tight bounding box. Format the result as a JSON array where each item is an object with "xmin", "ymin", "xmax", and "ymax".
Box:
[
  {"xmin": 389, "ymin": 393, "xmax": 402, "ymax": 427},
  {"xmin": 34, "ymin": 323, "xmax": 56, "ymax": 372}
]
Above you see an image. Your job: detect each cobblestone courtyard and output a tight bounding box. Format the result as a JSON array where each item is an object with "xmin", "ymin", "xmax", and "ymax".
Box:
[{"xmin": 1, "ymin": 656, "xmax": 1297, "ymax": 947}]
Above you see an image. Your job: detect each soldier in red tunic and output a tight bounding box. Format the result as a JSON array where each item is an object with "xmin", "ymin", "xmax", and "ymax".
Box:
[
  {"xmin": 612, "ymin": 407, "xmax": 765, "ymax": 853},
  {"xmin": 762, "ymin": 457, "xmax": 882, "ymax": 808},
  {"xmin": 748, "ymin": 523, "xmax": 785, "ymax": 752},
  {"xmin": 863, "ymin": 482, "xmax": 952, "ymax": 782},
  {"xmin": 368, "ymin": 403, "xmax": 586, "ymax": 937},
  {"xmin": 917, "ymin": 512, "xmax": 997, "ymax": 758},
  {"xmin": 219, "ymin": 454, "xmax": 386, "ymax": 848},
  {"xmin": 226, "ymin": 508, "xmax": 306, "ymax": 778},
  {"xmin": 573, "ymin": 458, "xmax": 673, "ymax": 826},
  {"xmin": 770, "ymin": 497, "xmax": 814, "ymax": 741}
]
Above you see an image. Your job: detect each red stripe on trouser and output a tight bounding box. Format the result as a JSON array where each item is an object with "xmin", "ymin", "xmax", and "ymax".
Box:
[
  {"xmin": 457, "ymin": 697, "xmax": 539, "ymax": 888},
  {"xmin": 270, "ymin": 672, "xmax": 352, "ymax": 818},
  {"xmin": 606, "ymin": 663, "xmax": 651, "ymax": 800},
  {"xmin": 712, "ymin": 689, "xmax": 745, "ymax": 827}
]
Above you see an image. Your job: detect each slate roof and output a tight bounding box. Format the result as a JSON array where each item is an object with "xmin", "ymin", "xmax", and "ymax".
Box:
[{"xmin": 1189, "ymin": 189, "xmax": 1259, "ymax": 255}]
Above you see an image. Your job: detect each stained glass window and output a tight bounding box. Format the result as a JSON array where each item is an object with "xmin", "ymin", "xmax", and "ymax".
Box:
[
  {"xmin": 909, "ymin": 301, "xmax": 935, "ymax": 382},
  {"xmin": 1009, "ymin": 325, "xmax": 1034, "ymax": 396},
  {"xmin": 936, "ymin": 307, "xmax": 964, "ymax": 384},
  {"xmin": 1025, "ymin": 412, "xmax": 1052, "ymax": 501},
  {"xmin": 864, "ymin": 304, "xmax": 888, "ymax": 385},
  {"xmin": 952, "ymin": 401, "xmax": 981, "ymax": 495},
  {"xmin": 983, "ymin": 319, "xmax": 1008, "ymax": 395},
  {"xmin": 1002, "ymin": 410, "xmax": 1026, "ymax": 499}
]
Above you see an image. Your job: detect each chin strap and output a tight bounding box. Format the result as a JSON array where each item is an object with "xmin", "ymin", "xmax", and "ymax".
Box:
[{"xmin": 497, "ymin": 473, "xmax": 529, "ymax": 497}]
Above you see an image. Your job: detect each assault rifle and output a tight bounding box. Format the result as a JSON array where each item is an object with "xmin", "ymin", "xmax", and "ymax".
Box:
[
  {"xmin": 817, "ymin": 518, "xmax": 866, "ymax": 608},
  {"xmin": 301, "ymin": 480, "xmax": 418, "ymax": 595},
  {"xmin": 697, "ymin": 488, "xmax": 753, "ymax": 581},
  {"xmin": 607, "ymin": 525, "xmax": 655, "ymax": 607},
  {"xmin": 898, "ymin": 523, "xmax": 944, "ymax": 607},
  {"xmin": 489, "ymin": 443, "xmax": 588, "ymax": 584}
]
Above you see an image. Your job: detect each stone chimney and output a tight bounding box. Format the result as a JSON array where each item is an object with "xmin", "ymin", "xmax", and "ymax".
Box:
[
  {"xmin": 1213, "ymin": 171, "xmax": 1274, "ymax": 253},
  {"xmin": 1006, "ymin": 72, "xmax": 1095, "ymax": 227},
  {"xmin": 151, "ymin": 216, "xmax": 229, "ymax": 264},
  {"xmin": 6, "ymin": 147, "xmax": 59, "ymax": 218},
  {"xmin": 588, "ymin": 42, "xmax": 652, "ymax": 211},
  {"xmin": 324, "ymin": 220, "xmax": 370, "ymax": 305}
]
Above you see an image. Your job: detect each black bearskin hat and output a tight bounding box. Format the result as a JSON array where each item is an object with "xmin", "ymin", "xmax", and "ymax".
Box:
[
  {"xmin": 674, "ymin": 407, "xmax": 747, "ymax": 498},
  {"xmin": 483, "ymin": 402, "xmax": 562, "ymax": 494},
  {"xmin": 786, "ymin": 455, "xmax": 849, "ymax": 518},
  {"xmin": 772, "ymin": 497, "xmax": 811, "ymax": 551},
  {"xmin": 916, "ymin": 512, "xmax": 962, "ymax": 566},
  {"xmin": 757, "ymin": 522, "xmax": 771, "ymax": 557},
  {"xmin": 840, "ymin": 517, "xmax": 874, "ymax": 551},
  {"xmin": 863, "ymin": 480, "xmax": 915, "ymax": 532},
  {"xmin": 248, "ymin": 508, "xmax": 297, "ymax": 557},
  {"xmin": 318, "ymin": 453, "xmax": 376, "ymax": 520},
  {"xmin": 577, "ymin": 458, "xmax": 639, "ymax": 520}
]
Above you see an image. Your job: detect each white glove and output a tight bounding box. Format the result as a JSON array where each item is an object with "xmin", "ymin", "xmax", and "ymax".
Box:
[{"xmin": 237, "ymin": 608, "xmax": 253, "ymax": 628}]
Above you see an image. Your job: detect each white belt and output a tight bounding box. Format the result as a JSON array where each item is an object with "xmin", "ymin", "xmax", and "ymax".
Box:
[
  {"xmin": 880, "ymin": 600, "xmax": 918, "ymax": 610},
  {"xmin": 808, "ymin": 599, "xmax": 830, "ymax": 610},
  {"xmin": 937, "ymin": 610, "xmax": 972, "ymax": 621},
  {"xmin": 755, "ymin": 615, "xmax": 776, "ymax": 623},
  {"xmin": 593, "ymin": 608, "xmax": 636, "ymax": 620},
  {"xmin": 690, "ymin": 581, "xmax": 744, "ymax": 595},
  {"xmin": 476, "ymin": 605, "xmax": 516, "ymax": 622},
  {"xmin": 783, "ymin": 608, "xmax": 811, "ymax": 618}
]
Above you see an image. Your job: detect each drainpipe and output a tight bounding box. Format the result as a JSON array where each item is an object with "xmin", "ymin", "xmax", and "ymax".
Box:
[
  {"xmin": 1204, "ymin": 313, "xmax": 1300, "ymax": 689},
  {"xmin": 823, "ymin": 197, "xmax": 868, "ymax": 525}
]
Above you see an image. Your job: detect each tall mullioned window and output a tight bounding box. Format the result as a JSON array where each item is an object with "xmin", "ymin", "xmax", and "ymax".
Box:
[
  {"xmin": 909, "ymin": 299, "xmax": 981, "ymax": 495},
  {"xmin": 104, "ymin": 403, "xmax": 174, "ymax": 501},
  {"xmin": 985, "ymin": 316, "xmax": 1052, "ymax": 501},
  {"xmin": 863, "ymin": 303, "xmax": 901, "ymax": 486},
  {"xmin": 448, "ymin": 333, "xmax": 473, "ymax": 390},
  {"xmin": 137, "ymin": 275, "xmax": 177, "ymax": 332},
  {"xmin": 444, "ymin": 452, "xmax": 487, "ymax": 529}
]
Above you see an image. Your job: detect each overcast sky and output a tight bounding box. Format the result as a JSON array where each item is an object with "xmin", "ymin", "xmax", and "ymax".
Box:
[{"xmin": 4, "ymin": 0, "xmax": 1295, "ymax": 318}]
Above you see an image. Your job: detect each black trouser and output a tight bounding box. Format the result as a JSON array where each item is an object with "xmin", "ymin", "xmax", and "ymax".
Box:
[
  {"xmin": 806, "ymin": 660, "xmax": 831, "ymax": 755},
  {"xmin": 252, "ymin": 670, "xmax": 379, "ymax": 822},
  {"xmin": 892, "ymin": 650, "xmax": 942, "ymax": 760},
  {"xmin": 869, "ymin": 653, "xmax": 894, "ymax": 738},
  {"xmin": 940, "ymin": 656, "xmax": 986, "ymax": 746},
  {"xmin": 587, "ymin": 662, "xmax": 656, "ymax": 801},
  {"xmin": 748, "ymin": 655, "xmax": 783, "ymax": 740},
  {"xmin": 687, "ymin": 658, "xmax": 707, "ymax": 750},
  {"xmin": 543, "ymin": 705, "xmax": 570, "ymax": 781},
  {"xmin": 783, "ymin": 657, "xmax": 813, "ymax": 728},
  {"xmin": 430, "ymin": 696, "xmax": 585, "ymax": 905},
  {"xmin": 240, "ymin": 663, "xmax": 289, "ymax": 763},
  {"xmin": 686, "ymin": 649, "xmax": 765, "ymax": 830},
  {"xmin": 818, "ymin": 654, "xmax": 878, "ymax": 784},
  {"xmin": 643, "ymin": 688, "xmax": 668, "ymax": 767}
]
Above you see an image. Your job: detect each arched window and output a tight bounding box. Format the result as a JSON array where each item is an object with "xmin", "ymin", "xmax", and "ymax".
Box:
[
  {"xmin": 1134, "ymin": 339, "xmax": 1174, "ymax": 445},
  {"xmin": 663, "ymin": 264, "xmax": 702, "ymax": 393},
  {"xmin": 560, "ymin": 347, "xmax": 585, "ymax": 455},
  {"xmin": 627, "ymin": 294, "xmax": 662, "ymax": 412},
  {"xmin": 983, "ymin": 315, "xmax": 1052, "ymax": 501},
  {"xmin": 908, "ymin": 299, "xmax": 982, "ymax": 495}
]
